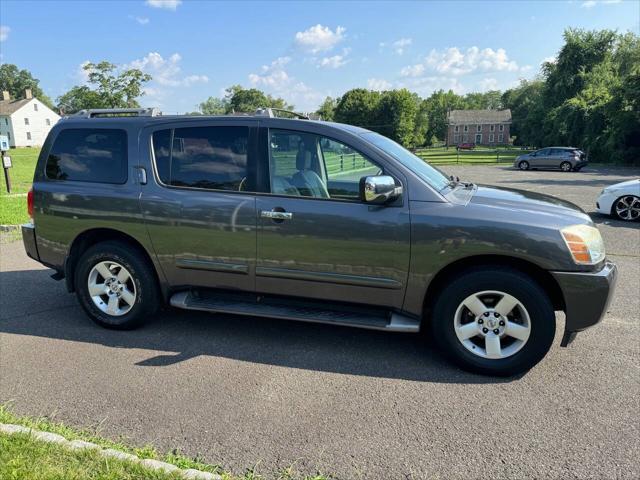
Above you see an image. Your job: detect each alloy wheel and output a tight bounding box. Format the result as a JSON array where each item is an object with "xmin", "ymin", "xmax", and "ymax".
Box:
[
  {"xmin": 454, "ymin": 290, "xmax": 531, "ymax": 359},
  {"xmin": 87, "ymin": 261, "xmax": 137, "ymax": 316},
  {"xmin": 614, "ymin": 195, "xmax": 640, "ymax": 221},
  {"xmin": 560, "ymin": 162, "xmax": 572, "ymax": 172}
]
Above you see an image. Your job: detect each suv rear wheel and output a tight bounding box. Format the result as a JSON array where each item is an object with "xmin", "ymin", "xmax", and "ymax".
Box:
[
  {"xmin": 75, "ymin": 241, "xmax": 159, "ymax": 329},
  {"xmin": 430, "ymin": 267, "xmax": 555, "ymax": 376}
]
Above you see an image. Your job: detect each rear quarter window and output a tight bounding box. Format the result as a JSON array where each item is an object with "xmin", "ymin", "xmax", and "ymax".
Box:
[{"xmin": 45, "ymin": 128, "xmax": 128, "ymax": 184}]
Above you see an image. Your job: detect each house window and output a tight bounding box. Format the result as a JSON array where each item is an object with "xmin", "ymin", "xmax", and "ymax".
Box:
[
  {"xmin": 4, "ymin": 118, "xmax": 7, "ymax": 125},
  {"xmin": 34, "ymin": 103, "xmax": 38, "ymax": 112},
  {"xmin": 46, "ymin": 118, "xmax": 51, "ymax": 126},
  {"xmin": 463, "ymin": 134, "xmax": 468, "ymax": 142},
  {"xmin": 454, "ymin": 134, "xmax": 460, "ymax": 143},
  {"xmin": 463, "ymin": 125, "xmax": 468, "ymax": 132},
  {"xmin": 7, "ymin": 132, "xmax": 10, "ymax": 140},
  {"xmin": 26, "ymin": 132, "xmax": 32, "ymax": 140},
  {"xmin": 490, "ymin": 125, "xmax": 495, "ymax": 132},
  {"xmin": 454, "ymin": 125, "xmax": 459, "ymax": 133},
  {"xmin": 477, "ymin": 125, "xmax": 481, "ymax": 132},
  {"xmin": 475, "ymin": 133, "xmax": 482, "ymax": 144},
  {"xmin": 489, "ymin": 134, "xmax": 494, "ymax": 143},
  {"xmin": 498, "ymin": 134, "xmax": 504, "ymax": 143},
  {"xmin": 499, "ymin": 124, "xmax": 504, "ymax": 132},
  {"xmin": 24, "ymin": 118, "xmax": 29, "ymax": 126}
]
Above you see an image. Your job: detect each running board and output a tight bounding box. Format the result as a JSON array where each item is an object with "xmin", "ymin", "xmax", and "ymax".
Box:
[{"xmin": 169, "ymin": 290, "xmax": 420, "ymax": 333}]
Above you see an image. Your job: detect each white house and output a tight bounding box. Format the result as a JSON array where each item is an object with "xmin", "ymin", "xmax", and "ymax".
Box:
[{"xmin": 0, "ymin": 89, "xmax": 60, "ymax": 148}]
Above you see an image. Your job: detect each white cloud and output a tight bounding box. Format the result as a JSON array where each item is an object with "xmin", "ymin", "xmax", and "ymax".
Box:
[
  {"xmin": 294, "ymin": 24, "xmax": 346, "ymax": 53},
  {"xmin": 542, "ymin": 55, "xmax": 557, "ymax": 65},
  {"xmin": 75, "ymin": 60, "xmax": 92, "ymax": 83},
  {"xmin": 392, "ymin": 38, "xmax": 412, "ymax": 55},
  {"xmin": 145, "ymin": 0, "xmax": 182, "ymax": 9},
  {"xmin": 401, "ymin": 46, "xmax": 522, "ymax": 78},
  {"xmin": 126, "ymin": 52, "xmax": 208, "ymax": 87},
  {"xmin": 248, "ymin": 56, "xmax": 292, "ymax": 88},
  {"xmin": 248, "ymin": 56, "xmax": 324, "ymax": 111},
  {"xmin": 400, "ymin": 64, "xmax": 425, "ymax": 77},
  {"xmin": 581, "ymin": 0, "xmax": 621, "ymax": 7},
  {"xmin": 0, "ymin": 25, "xmax": 10, "ymax": 42},
  {"xmin": 397, "ymin": 76, "xmax": 466, "ymax": 96},
  {"xmin": 128, "ymin": 15, "xmax": 150, "ymax": 25},
  {"xmin": 367, "ymin": 78, "xmax": 393, "ymax": 91},
  {"xmin": 318, "ymin": 54, "xmax": 348, "ymax": 69},
  {"xmin": 478, "ymin": 78, "xmax": 499, "ymax": 91}
]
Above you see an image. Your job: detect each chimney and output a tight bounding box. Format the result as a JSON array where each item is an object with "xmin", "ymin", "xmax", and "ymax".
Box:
[
  {"xmin": 1, "ymin": 91, "xmax": 9, "ymax": 101},
  {"xmin": 25, "ymin": 89, "xmax": 33, "ymax": 99}
]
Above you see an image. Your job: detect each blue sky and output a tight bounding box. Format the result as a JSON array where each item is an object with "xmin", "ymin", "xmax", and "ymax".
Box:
[{"xmin": 1, "ymin": 0, "xmax": 638, "ymax": 113}]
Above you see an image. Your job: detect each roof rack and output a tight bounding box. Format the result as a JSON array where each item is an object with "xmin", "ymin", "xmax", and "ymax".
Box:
[
  {"xmin": 254, "ymin": 108, "xmax": 310, "ymax": 120},
  {"xmin": 68, "ymin": 108, "xmax": 161, "ymax": 118}
]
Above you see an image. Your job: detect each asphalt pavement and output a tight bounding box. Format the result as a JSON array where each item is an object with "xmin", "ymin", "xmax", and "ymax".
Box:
[{"xmin": 1, "ymin": 165, "xmax": 639, "ymax": 479}]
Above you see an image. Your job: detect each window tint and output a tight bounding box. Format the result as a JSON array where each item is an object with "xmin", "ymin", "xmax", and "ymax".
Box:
[
  {"xmin": 152, "ymin": 126, "xmax": 249, "ymax": 191},
  {"xmin": 268, "ymin": 129, "xmax": 381, "ymax": 201},
  {"xmin": 46, "ymin": 128, "xmax": 128, "ymax": 183}
]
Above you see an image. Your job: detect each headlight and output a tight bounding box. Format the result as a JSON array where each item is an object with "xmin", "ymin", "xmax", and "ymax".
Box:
[{"xmin": 560, "ymin": 224, "xmax": 605, "ymax": 265}]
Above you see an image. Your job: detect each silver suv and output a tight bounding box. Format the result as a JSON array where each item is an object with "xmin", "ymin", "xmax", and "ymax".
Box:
[{"xmin": 515, "ymin": 147, "xmax": 587, "ymax": 172}]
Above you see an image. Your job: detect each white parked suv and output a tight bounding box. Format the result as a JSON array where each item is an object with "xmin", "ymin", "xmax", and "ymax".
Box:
[{"xmin": 596, "ymin": 179, "xmax": 640, "ymax": 221}]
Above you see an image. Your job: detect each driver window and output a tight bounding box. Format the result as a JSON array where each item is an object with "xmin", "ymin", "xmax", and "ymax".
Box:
[{"xmin": 268, "ymin": 129, "xmax": 381, "ymax": 201}]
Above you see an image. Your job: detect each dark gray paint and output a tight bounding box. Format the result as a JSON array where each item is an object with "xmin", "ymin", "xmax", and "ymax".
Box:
[{"xmin": 24, "ymin": 115, "xmax": 616, "ymax": 342}]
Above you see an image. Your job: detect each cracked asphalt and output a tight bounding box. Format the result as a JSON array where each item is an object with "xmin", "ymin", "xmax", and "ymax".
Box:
[{"xmin": 1, "ymin": 165, "xmax": 639, "ymax": 479}]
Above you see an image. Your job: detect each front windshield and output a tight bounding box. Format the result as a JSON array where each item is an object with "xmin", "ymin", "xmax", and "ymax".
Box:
[{"xmin": 361, "ymin": 132, "xmax": 450, "ymax": 191}]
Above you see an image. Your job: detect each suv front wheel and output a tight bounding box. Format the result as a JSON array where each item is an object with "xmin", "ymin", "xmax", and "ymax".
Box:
[
  {"xmin": 75, "ymin": 241, "xmax": 159, "ymax": 329},
  {"xmin": 431, "ymin": 267, "xmax": 555, "ymax": 376}
]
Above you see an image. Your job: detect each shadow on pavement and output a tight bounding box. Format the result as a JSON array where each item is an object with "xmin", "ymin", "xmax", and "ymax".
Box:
[{"xmin": 0, "ymin": 267, "xmax": 518, "ymax": 385}]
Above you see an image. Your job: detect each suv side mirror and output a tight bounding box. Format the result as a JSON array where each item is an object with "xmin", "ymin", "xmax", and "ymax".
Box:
[{"xmin": 360, "ymin": 175, "xmax": 402, "ymax": 204}]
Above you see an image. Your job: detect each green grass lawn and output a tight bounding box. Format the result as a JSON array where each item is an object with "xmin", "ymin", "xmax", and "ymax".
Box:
[
  {"xmin": 0, "ymin": 147, "xmax": 39, "ymax": 225},
  {"xmin": 0, "ymin": 405, "xmax": 331, "ymax": 480},
  {"xmin": 1, "ymin": 433, "xmax": 184, "ymax": 480},
  {"xmin": 414, "ymin": 146, "xmax": 533, "ymax": 165}
]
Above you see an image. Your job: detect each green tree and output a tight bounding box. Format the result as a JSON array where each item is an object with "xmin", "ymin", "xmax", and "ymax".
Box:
[
  {"xmin": 502, "ymin": 80, "xmax": 546, "ymax": 147},
  {"xmin": 56, "ymin": 61, "xmax": 151, "ymax": 113},
  {"xmin": 422, "ymin": 90, "xmax": 465, "ymax": 143},
  {"xmin": 0, "ymin": 64, "xmax": 54, "ymax": 109},
  {"xmin": 223, "ymin": 85, "xmax": 291, "ymax": 113},
  {"xmin": 377, "ymin": 89, "xmax": 419, "ymax": 146},
  {"xmin": 316, "ymin": 96, "xmax": 337, "ymax": 121},
  {"xmin": 334, "ymin": 89, "xmax": 382, "ymax": 128},
  {"xmin": 199, "ymin": 96, "xmax": 227, "ymax": 115}
]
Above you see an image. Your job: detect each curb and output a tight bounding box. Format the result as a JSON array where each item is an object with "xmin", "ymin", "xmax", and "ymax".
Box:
[{"xmin": 0, "ymin": 423, "xmax": 221, "ymax": 480}]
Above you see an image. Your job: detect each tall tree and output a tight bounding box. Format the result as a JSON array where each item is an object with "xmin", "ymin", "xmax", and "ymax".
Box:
[
  {"xmin": 334, "ymin": 89, "xmax": 382, "ymax": 128},
  {"xmin": 223, "ymin": 85, "xmax": 291, "ymax": 113},
  {"xmin": 316, "ymin": 96, "xmax": 337, "ymax": 121},
  {"xmin": 56, "ymin": 61, "xmax": 151, "ymax": 113},
  {"xmin": 199, "ymin": 96, "xmax": 227, "ymax": 115},
  {"xmin": 0, "ymin": 64, "xmax": 54, "ymax": 108}
]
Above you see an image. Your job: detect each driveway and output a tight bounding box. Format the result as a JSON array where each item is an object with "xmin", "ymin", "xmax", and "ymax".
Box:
[{"xmin": 1, "ymin": 165, "xmax": 639, "ymax": 479}]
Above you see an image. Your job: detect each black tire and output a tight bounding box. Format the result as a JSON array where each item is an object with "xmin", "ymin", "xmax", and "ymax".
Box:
[
  {"xmin": 518, "ymin": 160, "xmax": 529, "ymax": 170},
  {"xmin": 75, "ymin": 241, "xmax": 160, "ymax": 329},
  {"xmin": 560, "ymin": 161, "xmax": 572, "ymax": 172},
  {"xmin": 612, "ymin": 195, "xmax": 640, "ymax": 222},
  {"xmin": 430, "ymin": 267, "xmax": 555, "ymax": 376}
]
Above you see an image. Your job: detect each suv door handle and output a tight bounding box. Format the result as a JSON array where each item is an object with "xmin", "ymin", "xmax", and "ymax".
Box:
[{"xmin": 261, "ymin": 210, "xmax": 293, "ymax": 220}]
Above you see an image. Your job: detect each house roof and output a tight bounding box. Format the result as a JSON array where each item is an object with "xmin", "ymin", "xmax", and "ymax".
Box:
[
  {"xmin": 0, "ymin": 98, "xmax": 33, "ymax": 116},
  {"xmin": 447, "ymin": 109, "xmax": 511, "ymax": 124}
]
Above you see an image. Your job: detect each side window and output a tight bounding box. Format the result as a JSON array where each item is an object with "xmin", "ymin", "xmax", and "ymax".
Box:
[
  {"xmin": 152, "ymin": 126, "xmax": 249, "ymax": 192},
  {"xmin": 268, "ymin": 129, "xmax": 381, "ymax": 201},
  {"xmin": 537, "ymin": 149, "xmax": 549, "ymax": 156},
  {"xmin": 46, "ymin": 128, "xmax": 128, "ymax": 183}
]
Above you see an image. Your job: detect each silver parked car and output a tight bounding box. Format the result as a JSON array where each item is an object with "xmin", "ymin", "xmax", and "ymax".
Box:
[{"xmin": 514, "ymin": 147, "xmax": 587, "ymax": 172}]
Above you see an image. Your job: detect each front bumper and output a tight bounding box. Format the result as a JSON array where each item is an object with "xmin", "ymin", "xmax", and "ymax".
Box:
[
  {"xmin": 552, "ymin": 261, "xmax": 617, "ymax": 346},
  {"xmin": 21, "ymin": 223, "xmax": 40, "ymax": 262}
]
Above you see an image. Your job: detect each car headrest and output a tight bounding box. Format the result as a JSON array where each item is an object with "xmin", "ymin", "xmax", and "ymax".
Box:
[{"xmin": 296, "ymin": 145, "xmax": 313, "ymax": 170}]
